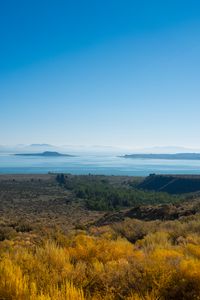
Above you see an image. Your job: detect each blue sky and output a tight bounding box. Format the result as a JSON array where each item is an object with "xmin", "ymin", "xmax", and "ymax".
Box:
[{"xmin": 1, "ymin": 0, "xmax": 200, "ymax": 148}]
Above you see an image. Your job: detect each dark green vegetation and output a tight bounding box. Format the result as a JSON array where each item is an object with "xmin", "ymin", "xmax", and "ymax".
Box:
[
  {"xmin": 123, "ymin": 153, "xmax": 200, "ymax": 159},
  {"xmin": 56, "ymin": 174, "xmax": 184, "ymax": 211},
  {"xmin": 14, "ymin": 151, "xmax": 74, "ymax": 157},
  {"xmin": 139, "ymin": 174, "xmax": 200, "ymax": 194}
]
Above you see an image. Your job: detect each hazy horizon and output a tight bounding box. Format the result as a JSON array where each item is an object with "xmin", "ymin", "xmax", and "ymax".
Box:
[{"xmin": 1, "ymin": 143, "xmax": 200, "ymax": 155}]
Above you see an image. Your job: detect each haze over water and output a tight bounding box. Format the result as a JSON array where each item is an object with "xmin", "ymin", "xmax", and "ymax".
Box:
[{"xmin": 1, "ymin": 153, "xmax": 200, "ymax": 176}]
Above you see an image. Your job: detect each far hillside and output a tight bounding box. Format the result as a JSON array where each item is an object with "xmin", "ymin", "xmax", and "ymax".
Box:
[{"xmin": 138, "ymin": 174, "xmax": 200, "ymax": 194}]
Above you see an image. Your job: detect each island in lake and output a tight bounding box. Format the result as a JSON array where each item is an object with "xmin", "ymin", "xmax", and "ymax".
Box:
[
  {"xmin": 122, "ymin": 153, "xmax": 200, "ymax": 160},
  {"xmin": 14, "ymin": 151, "xmax": 74, "ymax": 157}
]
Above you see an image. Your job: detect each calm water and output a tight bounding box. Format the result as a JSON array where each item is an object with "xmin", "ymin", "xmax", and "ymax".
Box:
[{"xmin": 1, "ymin": 153, "xmax": 200, "ymax": 176}]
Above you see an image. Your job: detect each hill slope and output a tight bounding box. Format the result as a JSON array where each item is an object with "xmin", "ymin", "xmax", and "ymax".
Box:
[{"xmin": 138, "ymin": 174, "xmax": 200, "ymax": 194}]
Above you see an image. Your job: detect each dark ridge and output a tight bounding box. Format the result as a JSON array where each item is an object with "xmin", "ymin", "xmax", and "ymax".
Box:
[
  {"xmin": 138, "ymin": 174, "xmax": 200, "ymax": 194},
  {"xmin": 93, "ymin": 203, "xmax": 198, "ymax": 226}
]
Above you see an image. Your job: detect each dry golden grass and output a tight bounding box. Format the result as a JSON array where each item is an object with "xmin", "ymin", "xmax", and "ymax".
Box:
[{"xmin": 1, "ymin": 225, "xmax": 200, "ymax": 299}]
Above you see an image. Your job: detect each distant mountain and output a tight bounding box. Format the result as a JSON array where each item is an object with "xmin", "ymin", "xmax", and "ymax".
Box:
[
  {"xmin": 1, "ymin": 144, "xmax": 200, "ymax": 155},
  {"xmin": 29, "ymin": 144, "xmax": 54, "ymax": 147},
  {"xmin": 0, "ymin": 144, "xmax": 57, "ymax": 154},
  {"xmin": 123, "ymin": 153, "xmax": 200, "ymax": 160},
  {"xmin": 15, "ymin": 151, "xmax": 74, "ymax": 157}
]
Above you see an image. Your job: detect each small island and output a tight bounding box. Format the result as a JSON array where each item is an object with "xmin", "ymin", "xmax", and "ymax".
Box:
[
  {"xmin": 122, "ymin": 153, "xmax": 200, "ymax": 160},
  {"xmin": 14, "ymin": 151, "xmax": 74, "ymax": 157}
]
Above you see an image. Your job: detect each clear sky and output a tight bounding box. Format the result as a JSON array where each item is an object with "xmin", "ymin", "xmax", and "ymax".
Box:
[{"xmin": 1, "ymin": 0, "xmax": 200, "ymax": 148}]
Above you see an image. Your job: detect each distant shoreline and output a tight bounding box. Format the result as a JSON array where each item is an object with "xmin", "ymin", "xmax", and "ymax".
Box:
[
  {"xmin": 14, "ymin": 151, "xmax": 75, "ymax": 157},
  {"xmin": 122, "ymin": 153, "xmax": 200, "ymax": 160}
]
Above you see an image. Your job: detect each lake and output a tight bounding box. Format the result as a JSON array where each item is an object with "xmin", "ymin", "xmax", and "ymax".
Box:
[{"xmin": 1, "ymin": 153, "xmax": 200, "ymax": 176}]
